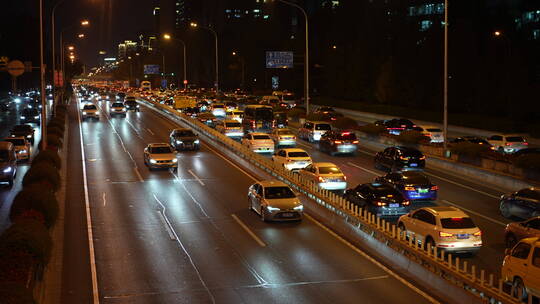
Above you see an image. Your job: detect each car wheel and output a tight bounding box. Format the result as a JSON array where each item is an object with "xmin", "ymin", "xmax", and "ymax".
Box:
[
  {"xmin": 505, "ymin": 233, "xmax": 518, "ymax": 249},
  {"xmin": 261, "ymin": 207, "xmax": 267, "ymax": 222},
  {"xmin": 512, "ymin": 277, "xmax": 527, "ymax": 300},
  {"xmin": 500, "ymin": 202, "xmax": 512, "ymax": 218}
]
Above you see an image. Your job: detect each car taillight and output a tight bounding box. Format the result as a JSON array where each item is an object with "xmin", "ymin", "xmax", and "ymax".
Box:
[
  {"xmin": 251, "ymin": 120, "xmax": 255, "ymax": 129},
  {"xmin": 404, "ymin": 186, "xmax": 415, "ymax": 191},
  {"xmin": 400, "ymin": 156, "xmax": 409, "ymax": 160},
  {"xmin": 419, "ymin": 156, "xmax": 426, "ymax": 160},
  {"xmin": 473, "ymin": 231, "xmax": 482, "ymax": 237},
  {"xmin": 402, "ymin": 200, "xmax": 410, "ymax": 206},
  {"xmin": 376, "ymin": 201, "xmax": 387, "ymax": 206},
  {"xmin": 343, "ymin": 175, "xmax": 347, "ymax": 181},
  {"xmin": 334, "ymin": 140, "xmax": 342, "ymax": 144},
  {"xmin": 439, "ymin": 232, "xmax": 453, "ymax": 238},
  {"xmin": 505, "ymin": 143, "xmax": 511, "ymax": 146},
  {"xmin": 430, "ymin": 185, "xmax": 439, "ymax": 191},
  {"xmin": 352, "ymin": 140, "xmax": 359, "ymax": 144},
  {"xmin": 524, "ymin": 142, "xmax": 529, "ymax": 145}
]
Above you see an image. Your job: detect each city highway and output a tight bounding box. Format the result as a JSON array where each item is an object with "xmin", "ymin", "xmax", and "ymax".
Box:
[{"xmin": 61, "ymin": 95, "xmax": 439, "ymax": 303}]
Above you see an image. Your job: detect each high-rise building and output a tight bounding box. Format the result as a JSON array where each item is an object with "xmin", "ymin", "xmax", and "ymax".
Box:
[{"xmin": 118, "ymin": 40, "xmax": 138, "ymax": 60}]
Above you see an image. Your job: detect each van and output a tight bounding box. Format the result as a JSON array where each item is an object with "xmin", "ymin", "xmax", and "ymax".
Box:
[
  {"xmin": 242, "ymin": 105, "xmax": 274, "ymax": 133},
  {"xmin": 298, "ymin": 121, "xmax": 332, "ymax": 142},
  {"xmin": 0, "ymin": 142, "xmax": 17, "ymax": 187},
  {"xmin": 502, "ymin": 237, "xmax": 540, "ymax": 300}
]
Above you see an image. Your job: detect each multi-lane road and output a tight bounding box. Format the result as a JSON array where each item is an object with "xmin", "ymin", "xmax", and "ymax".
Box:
[{"xmin": 62, "ymin": 94, "xmax": 441, "ymax": 303}]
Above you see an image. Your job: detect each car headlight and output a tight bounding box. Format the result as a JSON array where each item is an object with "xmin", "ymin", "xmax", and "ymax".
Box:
[
  {"xmin": 82, "ymin": 112, "xmax": 87, "ymax": 115},
  {"xmin": 95, "ymin": 111, "xmax": 100, "ymax": 115},
  {"xmin": 3, "ymin": 167, "xmax": 12, "ymax": 173},
  {"xmin": 34, "ymin": 116, "xmax": 40, "ymax": 119},
  {"xmin": 136, "ymin": 105, "xmax": 140, "ymax": 108},
  {"xmin": 149, "ymin": 159, "xmax": 157, "ymax": 164},
  {"xmin": 266, "ymin": 206, "xmax": 280, "ymax": 211},
  {"xmin": 172, "ymin": 158, "xmax": 178, "ymax": 163},
  {"xmin": 26, "ymin": 135, "xmax": 32, "ymax": 138},
  {"xmin": 20, "ymin": 116, "xmax": 26, "ymax": 119},
  {"xmin": 176, "ymin": 140, "xmax": 182, "ymax": 144},
  {"xmin": 194, "ymin": 139, "xmax": 200, "ymax": 144},
  {"xmin": 293, "ymin": 205, "xmax": 304, "ymax": 211}
]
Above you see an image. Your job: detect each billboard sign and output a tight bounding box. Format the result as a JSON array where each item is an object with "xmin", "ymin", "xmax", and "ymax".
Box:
[
  {"xmin": 144, "ymin": 64, "xmax": 160, "ymax": 75},
  {"xmin": 266, "ymin": 51, "xmax": 293, "ymax": 69}
]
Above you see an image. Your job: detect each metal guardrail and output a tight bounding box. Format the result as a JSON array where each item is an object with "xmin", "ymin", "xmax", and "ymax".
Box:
[{"xmin": 140, "ymin": 97, "xmax": 527, "ymax": 304}]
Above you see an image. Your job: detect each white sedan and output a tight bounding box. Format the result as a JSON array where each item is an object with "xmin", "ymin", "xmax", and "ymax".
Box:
[
  {"xmin": 272, "ymin": 148, "xmax": 312, "ymax": 171},
  {"xmin": 297, "ymin": 162, "xmax": 347, "ymax": 192},
  {"xmin": 242, "ymin": 133, "xmax": 274, "ymax": 153}
]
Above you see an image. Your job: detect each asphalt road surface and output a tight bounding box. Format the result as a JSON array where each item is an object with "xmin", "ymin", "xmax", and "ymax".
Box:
[{"xmin": 61, "ymin": 95, "xmax": 440, "ymax": 304}]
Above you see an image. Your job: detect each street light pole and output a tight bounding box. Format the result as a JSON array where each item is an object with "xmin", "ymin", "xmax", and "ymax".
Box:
[
  {"xmin": 276, "ymin": 0, "xmax": 309, "ymax": 113},
  {"xmin": 51, "ymin": 0, "xmax": 65, "ymax": 103},
  {"xmin": 39, "ymin": 0, "xmax": 47, "ymax": 149},
  {"xmin": 190, "ymin": 23, "xmax": 219, "ymax": 92},
  {"xmin": 162, "ymin": 34, "xmax": 188, "ymax": 91},
  {"xmin": 443, "ymin": 0, "xmax": 449, "ymax": 154}
]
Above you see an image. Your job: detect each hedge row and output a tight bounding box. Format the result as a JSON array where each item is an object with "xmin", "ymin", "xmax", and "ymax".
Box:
[{"xmin": 0, "ymin": 103, "xmax": 68, "ymax": 301}]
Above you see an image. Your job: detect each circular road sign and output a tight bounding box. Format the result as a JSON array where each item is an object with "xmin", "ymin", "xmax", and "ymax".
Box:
[{"xmin": 7, "ymin": 60, "xmax": 25, "ymax": 77}]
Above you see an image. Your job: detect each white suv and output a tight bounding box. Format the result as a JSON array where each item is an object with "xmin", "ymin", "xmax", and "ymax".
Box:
[
  {"xmin": 298, "ymin": 121, "xmax": 331, "ymax": 142},
  {"xmin": 272, "ymin": 148, "xmax": 312, "ymax": 171},
  {"xmin": 397, "ymin": 206, "xmax": 482, "ymax": 255},
  {"xmin": 241, "ymin": 133, "xmax": 274, "ymax": 153},
  {"xmin": 487, "ymin": 134, "xmax": 528, "ymax": 153},
  {"xmin": 501, "ymin": 237, "xmax": 540, "ymax": 300}
]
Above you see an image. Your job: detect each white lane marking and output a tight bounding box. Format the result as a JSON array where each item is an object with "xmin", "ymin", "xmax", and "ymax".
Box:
[
  {"xmin": 133, "ymin": 167, "xmax": 144, "ymax": 182},
  {"xmin": 124, "ymin": 118, "xmax": 144, "ymax": 139},
  {"xmin": 146, "ymin": 128, "xmax": 155, "ymax": 135},
  {"xmin": 102, "ymin": 192, "xmax": 106, "ymax": 207},
  {"xmin": 157, "ymin": 211, "xmax": 176, "ymax": 240},
  {"xmin": 441, "ymin": 200, "xmax": 506, "ymax": 227},
  {"xmin": 347, "ymin": 162, "xmax": 381, "ymax": 176},
  {"xmin": 169, "ymin": 170, "xmax": 210, "ymax": 218},
  {"xmin": 304, "ymin": 214, "xmax": 440, "ymax": 304},
  {"xmin": 242, "ymin": 274, "xmax": 390, "ymax": 289},
  {"xmin": 423, "ymin": 172, "xmax": 500, "ymax": 199},
  {"xmin": 201, "ymin": 143, "xmax": 258, "ymax": 182},
  {"xmin": 77, "ymin": 97, "xmax": 101, "ymax": 304},
  {"xmin": 231, "ymin": 214, "xmax": 266, "ymax": 247},
  {"xmin": 152, "ymin": 193, "xmax": 215, "ymax": 303},
  {"xmin": 188, "ymin": 169, "xmax": 205, "ymax": 186}
]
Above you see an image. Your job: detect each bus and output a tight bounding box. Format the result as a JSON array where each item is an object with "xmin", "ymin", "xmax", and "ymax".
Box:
[
  {"xmin": 242, "ymin": 105, "xmax": 274, "ymax": 133},
  {"xmin": 140, "ymin": 81, "xmax": 151, "ymax": 91}
]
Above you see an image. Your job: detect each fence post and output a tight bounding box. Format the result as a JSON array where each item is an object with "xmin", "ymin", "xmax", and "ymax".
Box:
[{"xmin": 471, "ymin": 265, "xmax": 476, "ymax": 283}]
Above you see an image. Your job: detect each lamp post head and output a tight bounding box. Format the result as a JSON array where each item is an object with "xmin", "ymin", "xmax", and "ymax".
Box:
[
  {"xmin": 494, "ymin": 31, "xmax": 502, "ymax": 37},
  {"xmin": 190, "ymin": 22, "xmax": 198, "ymax": 28},
  {"xmin": 68, "ymin": 46, "xmax": 75, "ymax": 51},
  {"xmin": 78, "ymin": 33, "xmax": 85, "ymax": 39},
  {"xmin": 163, "ymin": 33, "xmax": 171, "ymax": 40},
  {"xmin": 81, "ymin": 20, "xmax": 90, "ymax": 26},
  {"xmin": 232, "ymin": 51, "xmax": 237, "ymax": 56}
]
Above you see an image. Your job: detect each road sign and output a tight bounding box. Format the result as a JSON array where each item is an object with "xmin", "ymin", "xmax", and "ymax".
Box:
[{"xmin": 7, "ymin": 60, "xmax": 25, "ymax": 77}]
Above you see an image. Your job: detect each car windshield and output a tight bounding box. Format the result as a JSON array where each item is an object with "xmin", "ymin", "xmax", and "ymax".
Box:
[
  {"xmin": 225, "ymin": 122, "xmax": 241, "ymax": 128},
  {"xmin": 125, "ymin": 101, "xmax": 136, "ymax": 105},
  {"xmin": 112, "ymin": 103, "xmax": 124, "ymax": 107},
  {"xmin": 278, "ymin": 130, "xmax": 294, "ymax": 135},
  {"xmin": 402, "ymin": 174, "xmax": 430, "ymax": 185},
  {"xmin": 5, "ymin": 139, "xmax": 25, "ymax": 146},
  {"xmin": 264, "ymin": 186, "xmax": 296, "ymax": 199},
  {"xmin": 315, "ymin": 124, "xmax": 331, "ymax": 131},
  {"xmin": 213, "ymin": 105, "xmax": 225, "ymax": 108},
  {"xmin": 253, "ymin": 135, "xmax": 270, "ymax": 140},
  {"xmin": 83, "ymin": 105, "xmax": 97, "ymax": 110},
  {"xmin": 0, "ymin": 150, "xmax": 8, "ymax": 161},
  {"xmin": 150, "ymin": 146, "xmax": 173, "ymax": 154},
  {"xmin": 288, "ymin": 152, "xmax": 309, "ymax": 158},
  {"xmin": 319, "ymin": 166, "xmax": 342, "ymax": 174},
  {"xmin": 12, "ymin": 125, "xmax": 31, "ymax": 132},
  {"xmin": 507, "ymin": 136, "xmax": 525, "ymax": 142},
  {"xmin": 174, "ymin": 130, "xmax": 195, "ymax": 137},
  {"xmin": 401, "ymin": 149, "xmax": 423, "ymax": 157},
  {"xmin": 426, "ymin": 128, "xmax": 442, "ymax": 132},
  {"xmin": 254, "ymin": 108, "xmax": 273, "ymax": 120},
  {"xmin": 440, "ymin": 217, "xmax": 477, "ymax": 229}
]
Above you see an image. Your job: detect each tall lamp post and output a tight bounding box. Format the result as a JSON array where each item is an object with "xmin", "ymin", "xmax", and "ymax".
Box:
[
  {"xmin": 190, "ymin": 22, "xmax": 219, "ymax": 92},
  {"xmin": 443, "ymin": 0, "xmax": 449, "ymax": 153},
  {"xmin": 163, "ymin": 33, "xmax": 188, "ymax": 91},
  {"xmin": 274, "ymin": 0, "xmax": 310, "ymax": 113},
  {"xmin": 60, "ymin": 20, "xmax": 89, "ymax": 100},
  {"xmin": 39, "ymin": 0, "xmax": 46, "ymax": 149},
  {"xmin": 51, "ymin": 0, "xmax": 66, "ymax": 102}
]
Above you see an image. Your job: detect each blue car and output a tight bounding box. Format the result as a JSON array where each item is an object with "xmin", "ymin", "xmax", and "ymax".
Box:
[{"xmin": 374, "ymin": 171, "xmax": 437, "ymax": 201}]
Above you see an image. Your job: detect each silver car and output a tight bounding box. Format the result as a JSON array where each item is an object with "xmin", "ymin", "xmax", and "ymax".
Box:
[
  {"xmin": 143, "ymin": 143, "xmax": 178, "ymax": 170},
  {"xmin": 110, "ymin": 102, "xmax": 127, "ymax": 117},
  {"xmin": 248, "ymin": 180, "xmax": 303, "ymax": 221}
]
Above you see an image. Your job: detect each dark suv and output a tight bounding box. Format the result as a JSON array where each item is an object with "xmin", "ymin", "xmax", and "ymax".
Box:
[
  {"xmin": 318, "ymin": 131, "xmax": 359, "ymax": 156},
  {"xmin": 374, "ymin": 146, "xmax": 426, "ymax": 171},
  {"xmin": 170, "ymin": 128, "xmax": 200, "ymax": 151},
  {"xmin": 20, "ymin": 108, "xmax": 40, "ymax": 124},
  {"xmin": 374, "ymin": 171, "xmax": 437, "ymax": 201},
  {"xmin": 500, "ymin": 188, "xmax": 540, "ymax": 219},
  {"xmin": 124, "ymin": 99, "xmax": 140, "ymax": 112}
]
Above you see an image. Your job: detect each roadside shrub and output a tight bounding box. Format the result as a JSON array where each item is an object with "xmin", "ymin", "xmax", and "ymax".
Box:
[
  {"xmin": 0, "ymin": 283, "xmax": 36, "ymax": 303},
  {"xmin": 0, "ymin": 219, "xmax": 52, "ymax": 265},
  {"xmin": 287, "ymin": 108, "xmax": 306, "ymax": 119},
  {"xmin": 0, "ymin": 251, "xmax": 35, "ymax": 285},
  {"xmin": 22, "ymin": 162, "xmax": 61, "ymax": 192},
  {"xmin": 46, "ymin": 134, "xmax": 63, "ymax": 148},
  {"xmin": 449, "ymin": 142, "xmax": 492, "ymax": 158},
  {"xmin": 305, "ymin": 113, "xmax": 328, "ymax": 121},
  {"xmin": 357, "ymin": 123, "xmax": 386, "ymax": 136},
  {"xmin": 395, "ymin": 130, "xmax": 430, "ymax": 145},
  {"xmin": 47, "ymin": 120, "xmax": 65, "ymax": 132},
  {"xmin": 47, "ymin": 126, "xmax": 63, "ymax": 138},
  {"xmin": 10, "ymin": 184, "xmax": 59, "ymax": 228},
  {"xmin": 332, "ymin": 117, "xmax": 358, "ymax": 130},
  {"xmin": 32, "ymin": 150, "xmax": 61, "ymax": 170}
]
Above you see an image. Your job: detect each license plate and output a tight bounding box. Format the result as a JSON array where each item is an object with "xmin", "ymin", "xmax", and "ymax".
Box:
[
  {"xmin": 418, "ymin": 189, "xmax": 428, "ymax": 193},
  {"xmin": 282, "ymin": 213, "xmax": 294, "ymax": 217},
  {"xmin": 389, "ymin": 203, "xmax": 400, "ymax": 208},
  {"xmin": 457, "ymin": 234, "xmax": 469, "ymax": 239},
  {"xmin": 410, "ymin": 163, "xmax": 418, "ymax": 167}
]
